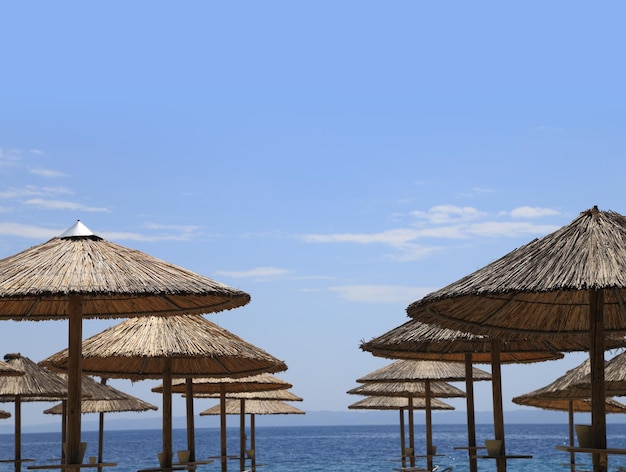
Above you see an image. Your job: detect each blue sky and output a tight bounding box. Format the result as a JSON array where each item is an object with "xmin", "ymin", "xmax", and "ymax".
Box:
[{"xmin": 1, "ymin": 2, "xmax": 625, "ymax": 426}]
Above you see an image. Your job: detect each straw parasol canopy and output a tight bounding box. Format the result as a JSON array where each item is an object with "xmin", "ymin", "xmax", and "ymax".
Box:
[
  {"xmin": 40, "ymin": 315, "xmax": 286, "ymax": 380},
  {"xmin": 575, "ymin": 351, "xmax": 626, "ymax": 396},
  {"xmin": 41, "ymin": 315, "xmax": 286, "ymax": 471},
  {"xmin": 0, "ymin": 361, "xmax": 24, "ymax": 378},
  {"xmin": 192, "ymin": 389, "xmax": 303, "ymax": 401},
  {"xmin": 200, "ymin": 399, "xmax": 305, "ymax": 416},
  {"xmin": 347, "ymin": 380, "xmax": 465, "ymax": 398},
  {"xmin": 348, "ymin": 395, "xmax": 455, "ymax": 411},
  {"xmin": 0, "ymin": 220, "xmax": 251, "ymax": 465},
  {"xmin": 0, "ymin": 354, "xmax": 69, "ymax": 471},
  {"xmin": 407, "ymin": 207, "xmax": 626, "ymax": 472}
]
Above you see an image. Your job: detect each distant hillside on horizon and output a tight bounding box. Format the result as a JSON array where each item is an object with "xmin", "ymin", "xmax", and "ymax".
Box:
[{"xmin": 1, "ymin": 408, "xmax": 614, "ymax": 435}]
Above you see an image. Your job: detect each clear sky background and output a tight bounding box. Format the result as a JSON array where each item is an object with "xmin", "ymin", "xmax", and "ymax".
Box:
[{"xmin": 1, "ymin": 2, "xmax": 625, "ymax": 426}]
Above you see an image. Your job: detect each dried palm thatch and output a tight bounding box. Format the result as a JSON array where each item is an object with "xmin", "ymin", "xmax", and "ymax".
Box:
[
  {"xmin": 154, "ymin": 373, "xmax": 292, "ymax": 395},
  {"xmin": 0, "ymin": 221, "xmax": 250, "ymax": 320},
  {"xmin": 513, "ymin": 358, "xmax": 593, "ymax": 402},
  {"xmin": 0, "ymin": 354, "xmax": 67, "ymax": 400},
  {"xmin": 200, "ymin": 400, "xmax": 305, "ymax": 416},
  {"xmin": 348, "ymin": 395, "xmax": 454, "ymax": 411},
  {"xmin": 360, "ymin": 319, "xmax": 626, "ymax": 363},
  {"xmin": 40, "ymin": 315, "xmax": 287, "ymax": 379},
  {"xmin": 0, "ymin": 360, "xmax": 24, "ymax": 378},
  {"xmin": 575, "ymin": 351, "xmax": 626, "ymax": 395},
  {"xmin": 192, "ymin": 389, "xmax": 302, "ymax": 401},
  {"xmin": 347, "ymin": 380, "xmax": 465, "ymax": 398},
  {"xmin": 356, "ymin": 360, "xmax": 491, "ymax": 383},
  {"xmin": 0, "ymin": 410, "xmax": 10, "ymax": 419}
]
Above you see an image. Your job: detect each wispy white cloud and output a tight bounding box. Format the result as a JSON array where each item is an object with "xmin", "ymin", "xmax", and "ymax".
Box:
[
  {"xmin": 29, "ymin": 168, "xmax": 68, "ymax": 178},
  {"xmin": 510, "ymin": 206, "xmax": 561, "ymax": 218},
  {"xmin": 299, "ymin": 205, "xmax": 562, "ymax": 261},
  {"xmin": 0, "ymin": 222, "xmax": 61, "ymax": 240},
  {"xmin": 23, "ymin": 198, "xmax": 110, "ymax": 213},
  {"xmin": 0, "ymin": 185, "xmax": 73, "ymax": 199},
  {"xmin": 411, "ymin": 205, "xmax": 487, "ymax": 224},
  {"xmin": 329, "ymin": 285, "xmax": 435, "ymax": 303},
  {"xmin": 214, "ymin": 266, "xmax": 292, "ymax": 279}
]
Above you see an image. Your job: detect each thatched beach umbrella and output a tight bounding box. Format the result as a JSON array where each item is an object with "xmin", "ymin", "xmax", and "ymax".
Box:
[
  {"xmin": 0, "ymin": 220, "xmax": 250, "ymax": 465},
  {"xmin": 41, "ymin": 315, "xmax": 286, "ymax": 470},
  {"xmin": 575, "ymin": 351, "xmax": 626, "ymax": 396},
  {"xmin": 355, "ymin": 360, "xmax": 487, "ymax": 471},
  {"xmin": 43, "ymin": 376, "xmax": 157, "ymax": 466},
  {"xmin": 155, "ymin": 373, "xmax": 292, "ymax": 472},
  {"xmin": 349, "ymin": 395, "xmax": 454, "ymax": 467},
  {"xmin": 200, "ymin": 399, "xmax": 305, "ymax": 472},
  {"xmin": 0, "ymin": 354, "xmax": 68, "ymax": 471},
  {"xmin": 0, "ymin": 410, "xmax": 10, "ymax": 419},
  {"xmin": 407, "ymin": 206, "xmax": 626, "ymax": 472},
  {"xmin": 360, "ymin": 319, "xmax": 590, "ymax": 472},
  {"xmin": 512, "ymin": 358, "xmax": 626, "ymax": 472}
]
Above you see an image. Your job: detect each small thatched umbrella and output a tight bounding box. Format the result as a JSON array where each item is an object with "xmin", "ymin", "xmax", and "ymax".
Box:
[
  {"xmin": 575, "ymin": 351, "xmax": 626, "ymax": 396},
  {"xmin": 155, "ymin": 373, "xmax": 292, "ymax": 472},
  {"xmin": 0, "ymin": 410, "xmax": 10, "ymax": 419},
  {"xmin": 41, "ymin": 315, "xmax": 286, "ymax": 471},
  {"xmin": 0, "ymin": 354, "xmax": 68, "ymax": 471},
  {"xmin": 355, "ymin": 360, "xmax": 487, "ymax": 471},
  {"xmin": 512, "ymin": 357, "xmax": 626, "ymax": 472},
  {"xmin": 407, "ymin": 207, "xmax": 626, "ymax": 472},
  {"xmin": 0, "ymin": 220, "xmax": 251, "ymax": 465},
  {"xmin": 43, "ymin": 376, "xmax": 157, "ymax": 466},
  {"xmin": 359, "ymin": 319, "xmax": 603, "ymax": 472},
  {"xmin": 349, "ymin": 394, "xmax": 454, "ymax": 466},
  {"xmin": 200, "ymin": 399, "xmax": 304, "ymax": 472}
]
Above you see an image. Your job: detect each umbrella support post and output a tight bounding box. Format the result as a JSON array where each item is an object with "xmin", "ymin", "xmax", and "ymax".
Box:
[
  {"xmin": 465, "ymin": 353, "xmax": 478, "ymax": 472},
  {"xmin": 425, "ymin": 381, "xmax": 433, "ymax": 472},
  {"xmin": 408, "ymin": 396, "xmax": 415, "ymax": 468},
  {"xmin": 491, "ymin": 339, "xmax": 506, "ymax": 472},
  {"xmin": 185, "ymin": 379, "xmax": 196, "ymax": 463},
  {"xmin": 590, "ymin": 289, "xmax": 607, "ymax": 472},
  {"xmin": 66, "ymin": 295, "xmax": 83, "ymax": 465},
  {"xmin": 399, "ymin": 409, "xmax": 406, "ymax": 468},
  {"xmin": 239, "ymin": 400, "xmax": 245, "ymax": 472}
]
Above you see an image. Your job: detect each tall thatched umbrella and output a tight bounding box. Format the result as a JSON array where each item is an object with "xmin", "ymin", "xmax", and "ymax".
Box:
[
  {"xmin": 0, "ymin": 220, "xmax": 250, "ymax": 465},
  {"xmin": 200, "ymin": 399, "xmax": 304, "ymax": 472},
  {"xmin": 407, "ymin": 206, "xmax": 626, "ymax": 472},
  {"xmin": 0, "ymin": 354, "xmax": 68, "ymax": 471},
  {"xmin": 360, "ymin": 319, "xmax": 605, "ymax": 472},
  {"xmin": 155, "ymin": 373, "xmax": 292, "ymax": 472},
  {"xmin": 354, "ymin": 360, "xmax": 487, "ymax": 471},
  {"xmin": 512, "ymin": 357, "xmax": 626, "ymax": 472},
  {"xmin": 349, "ymin": 394, "xmax": 454, "ymax": 467},
  {"xmin": 41, "ymin": 315, "xmax": 286, "ymax": 470},
  {"xmin": 43, "ymin": 376, "xmax": 157, "ymax": 466}
]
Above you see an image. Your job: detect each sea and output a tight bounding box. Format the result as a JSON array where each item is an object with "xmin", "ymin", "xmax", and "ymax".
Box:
[{"xmin": 1, "ymin": 423, "xmax": 626, "ymax": 472}]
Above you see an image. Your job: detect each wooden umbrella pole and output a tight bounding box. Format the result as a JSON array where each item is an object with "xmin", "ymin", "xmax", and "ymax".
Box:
[
  {"xmin": 408, "ymin": 395, "xmax": 415, "ymax": 468},
  {"xmin": 185, "ymin": 378, "xmax": 196, "ymax": 462},
  {"xmin": 15, "ymin": 396, "xmax": 21, "ymax": 472},
  {"xmin": 220, "ymin": 385, "xmax": 227, "ymax": 472},
  {"xmin": 98, "ymin": 378, "xmax": 106, "ymax": 469},
  {"xmin": 163, "ymin": 359, "xmax": 173, "ymax": 468},
  {"xmin": 248, "ymin": 414, "xmax": 256, "ymax": 472},
  {"xmin": 490, "ymin": 338, "xmax": 506, "ymax": 472},
  {"xmin": 399, "ymin": 409, "xmax": 406, "ymax": 468},
  {"xmin": 67, "ymin": 294, "xmax": 83, "ymax": 465},
  {"xmin": 590, "ymin": 289, "xmax": 607, "ymax": 472},
  {"xmin": 425, "ymin": 381, "xmax": 433, "ymax": 472},
  {"xmin": 465, "ymin": 353, "xmax": 478, "ymax": 472},
  {"xmin": 239, "ymin": 399, "xmax": 245, "ymax": 472},
  {"xmin": 568, "ymin": 401, "xmax": 575, "ymax": 472}
]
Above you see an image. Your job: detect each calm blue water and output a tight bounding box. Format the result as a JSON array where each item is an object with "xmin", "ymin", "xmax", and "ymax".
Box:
[{"xmin": 0, "ymin": 423, "xmax": 625, "ymax": 471}]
